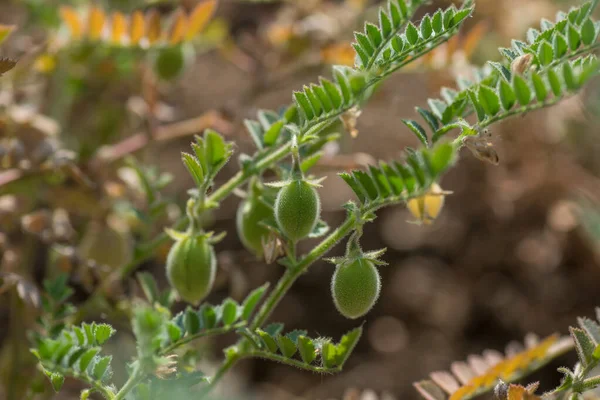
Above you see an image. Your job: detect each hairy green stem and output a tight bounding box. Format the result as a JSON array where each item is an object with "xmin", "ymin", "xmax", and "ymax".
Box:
[
  {"xmin": 250, "ymin": 214, "xmax": 357, "ymax": 329},
  {"xmin": 159, "ymin": 323, "xmax": 246, "ymax": 355},
  {"xmin": 114, "ymin": 364, "xmax": 143, "ymax": 400}
]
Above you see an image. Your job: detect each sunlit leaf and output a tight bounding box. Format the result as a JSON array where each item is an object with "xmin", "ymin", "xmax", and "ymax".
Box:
[
  {"xmin": 169, "ymin": 9, "xmax": 187, "ymax": 45},
  {"xmin": 186, "ymin": 0, "xmax": 218, "ymax": 40},
  {"xmin": 130, "ymin": 11, "xmax": 145, "ymax": 45},
  {"xmin": 88, "ymin": 6, "xmax": 106, "ymax": 40},
  {"xmin": 110, "ymin": 12, "xmax": 127, "ymax": 44},
  {"xmin": 60, "ymin": 7, "xmax": 83, "ymax": 39},
  {"xmin": 146, "ymin": 10, "xmax": 162, "ymax": 44}
]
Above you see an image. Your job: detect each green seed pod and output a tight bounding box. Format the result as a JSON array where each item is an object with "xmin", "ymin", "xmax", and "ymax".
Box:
[
  {"xmin": 153, "ymin": 44, "xmax": 193, "ymax": 81},
  {"xmin": 236, "ymin": 189, "xmax": 272, "ymax": 257},
  {"xmin": 331, "ymin": 258, "xmax": 381, "ymax": 319},
  {"xmin": 166, "ymin": 233, "xmax": 216, "ymax": 305},
  {"xmin": 274, "ymin": 179, "xmax": 320, "ymax": 242}
]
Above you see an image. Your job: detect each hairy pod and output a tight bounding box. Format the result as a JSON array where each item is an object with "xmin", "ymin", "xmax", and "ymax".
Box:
[
  {"xmin": 274, "ymin": 179, "xmax": 320, "ymax": 242},
  {"xmin": 236, "ymin": 191, "xmax": 272, "ymax": 257},
  {"xmin": 166, "ymin": 233, "xmax": 216, "ymax": 305},
  {"xmin": 331, "ymin": 258, "xmax": 381, "ymax": 319}
]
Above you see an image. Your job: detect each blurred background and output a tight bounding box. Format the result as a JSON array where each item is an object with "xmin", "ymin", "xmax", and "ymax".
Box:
[{"xmin": 1, "ymin": 0, "xmax": 600, "ymax": 398}]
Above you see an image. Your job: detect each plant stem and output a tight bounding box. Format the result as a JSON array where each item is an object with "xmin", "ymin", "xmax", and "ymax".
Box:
[
  {"xmin": 114, "ymin": 365, "xmax": 143, "ymax": 400},
  {"xmin": 204, "ymin": 352, "xmax": 244, "ymax": 393},
  {"xmin": 250, "ymin": 214, "xmax": 357, "ymax": 329},
  {"xmin": 159, "ymin": 323, "xmax": 247, "ymax": 355}
]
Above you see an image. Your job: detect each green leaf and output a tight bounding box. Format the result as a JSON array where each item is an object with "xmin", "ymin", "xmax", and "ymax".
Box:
[
  {"xmin": 391, "ymin": 35, "xmax": 404, "ymax": 53},
  {"xmin": 405, "ymin": 22, "xmax": 420, "ymax": 45},
  {"xmin": 380, "ymin": 162, "xmax": 403, "ymax": 195},
  {"xmin": 581, "ymin": 18, "xmax": 597, "ymax": 45},
  {"xmin": 333, "ymin": 68, "xmax": 352, "ymax": 104},
  {"xmin": 478, "ymin": 85, "xmax": 500, "ymax": 116},
  {"xmin": 201, "ymin": 305, "xmax": 217, "ymax": 329},
  {"xmin": 537, "ymin": 40, "xmax": 553, "ymax": 66},
  {"xmin": 340, "ymin": 172, "xmax": 367, "ymax": 203},
  {"xmin": 312, "ymin": 84, "xmax": 333, "ymax": 112},
  {"xmin": 379, "ymin": 10, "xmax": 392, "ymax": 38},
  {"xmin": 488, "ymin": 61, "xmax": 511, "ymax": 81},
  {"xmin": 567, "ymin": 24, "xmax": 581, "ymax": 50},
  {"xmin": 547, "ymin": 68, "xmax": 563, "ymax": 96},
  {"xmin": 467, "ymin": 90, "xmax": 486, "ymax": 122},
  {"xmin": 205, "ymin": 129, "xmax": 228, "ymax": 166},
  {"xmin": 420, "ymin": 15, "xmax": 432, "ymax": 39},
  {"xmin": 442, "ymin": 7, "xmax": 455, "ymax": 29},
  {"xmin": 167, "ymin": 322, "xmax": 182, "ymax": 343},
  {"xmin": 321, "ymin": 341, "xmax": 337, "ymax": 369},
  {"xmin": 257, "ymin": 330, "xmax": 278, "ymax": 353},
  {"xmin": 304, "ymin": 87, "xmax": 323, "ymax": 116},
  {"xmin": 74, "ymin": 327, "xmax": 85, "ymax": 346},
  {"xmin": 553, "ymin": 33, "xmax": 568, "ymax": 58},
  {"xmin": 432, "ymin": 10, "xmax": 443, "ymax": 33},
  {"xmin": 498, "ymin": 79, "xmax": 516, "ymax": 110},
  {"xmin": 83, "ymin": 323, "xmax": 95, "ymax": 345},
  {"xmin": 263, "ymin": 120, "xmax": 284, "ymax": 146},
  {"xmin": 257, "ymin": 110, "xmax": 279, "ymax": 130},
  {"xmin": 49, "ymin": 372, "xmax": 65, "ymax": 392},
  {"xmin": 320, "ymin": 78, "xmax": 342, "ymax": 109},
  {"xmin": 513, "ymin": 75, "xmax": 532, "ymax": 105},
  {"xmin": 563, "ymin": 62, "xmax": 577, "ymax": 90},
  {"xmin": 334, "ymin": 327, "xmax": 362, "ymax": 367},
  {"xmin": 353, "ymin": 170, "xmax": 379, "ymax": 201},
  {"xmin": 277, "ymin": 335, "xmax": 297, "ymax": 358},
  {"xmin": 416, "ymin": 107, "xmax": 439, "ymax": 132},
  {"xmin": 92, "ymin": 356, "xmax": 112, "ymax": 380},
  {"xmin": 182, "ymin": 153, "xmax": 204, "ymax": 187},
  {"xmin": 294, "ymin": 91, "xmax": 315, "ymax": 120},
  {"xmin": 365, "ymin": 22, "xmax": 383, "ymax": 48},
  {"xmin": 244, "ymin": 119, "xmax": 264, "ymax": 149},
  {"xmin": 355, "ymin": 32, "xmax": 374, "ymax": 55},
  {"xmin": 297, "ymin": 336, "xmax": 317, "ymax": 364},
  {"xmin": 402, "ymin": 119, "xmax": 428, "ymax": 146},
  {"xmin": 184, "ymin": 307, "xmax": 201, "ymax": 334},
  {"xmin": 571, "ymin": 327, "xmax": 596, "ymax": 367},
  {"xmin": 531, "ymin": 71, "xmax": 548, "ymax": 101},
  {"xmin": 427, "ymin": 99, "xmax": 447, "ymax": 121},
  {"xmin": 451, "ymin": 8, "xmax": 472, "ymax": 28},
  {"xmin": 264, "ymin": 323, "xmax": 284, "ymax": 337},
  {"xmin": 578, "ymin": 317, "xmax": 600, "ymax": 345},
  {"xmin": 241, "ymin": 283, "xmax": 269, "ymax": 321},
  {"xmin": 93, "ymin": 324, "xmax": 115, "ymax": 345},
  {"xmin": 427, "ymin": 143, "xmax": 455, "ymax": 175},
  {"xmin": 78, "ymin": 348, "xmax": 99, "ymax": 371},
  {"xmin": 389, "ymin": 2, "xmax": 401, "ymax": 26},
  {"xmin": 301, "ymin": 151, "xmax": 323, "ymax": 173},
  {"xmin": 67, "ymin": 348, "xmax": 88, "ymax": 367},
  {"xmin": 221, "ymin": 298, "xmax": 239, "ymax": 326}
]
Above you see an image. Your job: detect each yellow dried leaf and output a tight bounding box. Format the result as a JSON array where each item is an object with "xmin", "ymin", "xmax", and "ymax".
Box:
[
  {"xmin": 169, "ymin": 9, "xmax": 187, "ymax": 44},
  {"xmin": 88, "ymin": 6, "xmax": 106, "ymax": 40},
  {"xmin": 60, "ymin": 6, "xmax": 83, "ymax": 39},
  {"xmin": 448, "ymin": 335, "xmax": 558, "ymax": 400},
  {"xmin": 321, "ymin": 42, "xmax": 355, "ymax": 66},
  {"xmin": 111, "ymin": 12, "xmax": 127, "ymax": 44},
  {"xmin": 0, "ymin": 25, "xmax": 16, "ymax": 44},
  {"xmin": 146, "ymin": 10, "xmax": 162, "ymax": 44},
  {"xmin": 186, "ymin": 0, "xmax": 217, "ymax": 40},
  {"xmin": 130, "ymin": 11, "xmax": 145, "ymax": 45}
]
